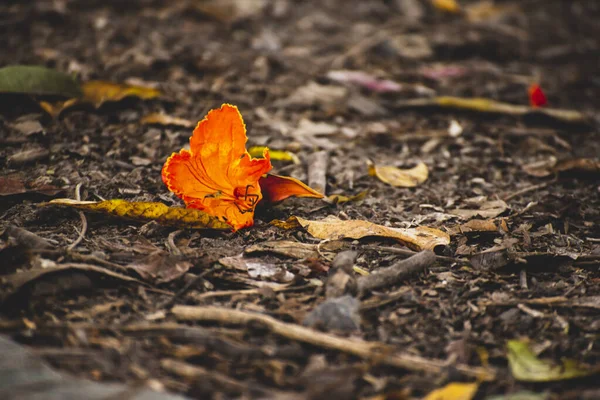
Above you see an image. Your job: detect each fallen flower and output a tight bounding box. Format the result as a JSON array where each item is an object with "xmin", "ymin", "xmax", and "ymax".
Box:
[{"xmin": 162, "ymin": 104, "xmax": 322, "ymax": 231}]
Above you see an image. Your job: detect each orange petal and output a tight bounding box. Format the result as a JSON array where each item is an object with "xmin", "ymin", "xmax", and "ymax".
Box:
[{"xmin": 259, "ymin": 174, "xmax": 324, "ymax": 203}]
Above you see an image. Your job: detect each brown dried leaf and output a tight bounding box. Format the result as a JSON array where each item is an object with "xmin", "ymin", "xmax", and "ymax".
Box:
[
  {"xmin": 126, "ymin": 252, "xmax": 192, "ymax": 284},
  {"xmin": 140, "ymin": 113, "xmax": 194, "ymax": 128},
  {"xmin": 272, "ymin": 215, "xmax": 449, "ymax": 251}
]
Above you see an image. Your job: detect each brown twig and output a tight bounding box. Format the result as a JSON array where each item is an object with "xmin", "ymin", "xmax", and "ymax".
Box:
[
  {"xmin": 306, "ymin": 150, "xmax": 328, "ymax": 196},
  {"xmin": 357, "ymin": 250, "xmax": 435, "ymax": 293},
  {"xmin": 503, "ymin": 181, "xmax": 552, "ymax": 201},
  {"xmin": 67, "ymin": 183, "xmax": 87, "ymax": 251},
  {"xmin": 364, "ymin": 245, "xmax": 469, "ymax": 265},
  {"xmin": 171, "ymin": 305, "xmax": 495, "ymax": 380}
]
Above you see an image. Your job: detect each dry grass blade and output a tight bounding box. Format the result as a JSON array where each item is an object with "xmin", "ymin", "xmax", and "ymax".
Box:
[
  {"xmin": 395, "ymin": 96, "xmax": 587, "ymax": 123},
  {"xmin": 171, "ymin": 305, "xmax": 496, "ymax": 380}
]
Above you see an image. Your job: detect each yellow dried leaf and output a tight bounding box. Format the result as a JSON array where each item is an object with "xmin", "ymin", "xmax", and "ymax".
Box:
[
  {"xmin": 465, "ymin": 1, "xmax": 518, "ymax": 23},
  {"xmin": 432, "ymin": 0, "xmax": 461, "ymax": 14},
  {"xmin": 248, "ymin": 146, "xmax": 299, "ymax": 164},
  {"xmin": 507, "ymin": 340, "xmax": 596, "ymax": 382},
  {"xmin": 40, "ymin": 80, "xmax": 161, "ymax": 117},
  {"xmin": 45, "ymin": 199, "xmax": 231, "ymax": 230},
  {"xmin": 326, "ymin": 191, "xmax": 368, "ymax": 204},
  {"xmin": 81, "ymin": 81, "xmax": 161, "ymax": 107},
  {"xmin": 141, "ymin": 113, "xmax": 194, "ymax": 128},
  {"xmin": 368, "ymin": 161, "xmax": 429, "ymax": 187},
  {"xmin": 423, "ymin": 382, "xmax": 479, "ymax": 400},
  {"xmin": 271, "ymin": 215, "xmax": 449, "ymax": 251}
]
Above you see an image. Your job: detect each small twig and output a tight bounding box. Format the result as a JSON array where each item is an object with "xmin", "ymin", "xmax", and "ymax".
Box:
[
  {"xmin": 172, "ymin": 305, "xmax": 495, "ymax": 380},
  {"xmin": 503, "ymin": 181, "xmax": 552, "ymax": 201},
  {"xmin": 166, "ymin": 230, "xmax": 183, "ymax": 256},
  {"xmin": 357, "ymin": 250, "xmax": 435, "ymax": 293},
  {"xmin": 188, "ymin": 284, "xmax": 313, "ymax": 302},
  {"xmin": 67, "ymin": 183, "xmax": 87, "ymax": 251},
  {"xmin": 160, "ymin": 359, "xmax": 271, "ymax": 396},
  {"xmin": 306, "ymin": 150, "xmax": 329, "ymax": 196},
  {"xmin": 364, "ymin": 245, "xmax": 469, "ymax": 265},
  {"xmin": 162, "ymin": 265, "xmax": 219, "ymax": 308}
]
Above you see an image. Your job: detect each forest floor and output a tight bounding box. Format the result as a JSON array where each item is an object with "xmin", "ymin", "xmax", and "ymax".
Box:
[{"xmin": 1, "ymin": 0, "xmax": 599, "ymax": 399}]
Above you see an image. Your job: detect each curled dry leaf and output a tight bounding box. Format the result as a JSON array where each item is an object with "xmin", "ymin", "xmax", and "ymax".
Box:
[
  {"xmin": 140, "ymin": 113, "xmax": 194, "ymax": 128},
  {"xmin": 272, "ymin": 215, "xmax": 449, "ymax": 251},
  {"xmin": 507, "ymin": 339, "xmax": 597, "ymax": 382},
  {"xmin": 40, "ymin": 80, "xmax": 161, "ymax": 118},
  {"xmin": 45, "ymin": 199, "xmax": 231, "ymax": 230},
  {"xmin": 423, "ymin": 382, "xmax": 479, "ymax": 400},
  {"xmin": 368, "ymin": 161, "xmax": 429, "ymax": 187}
]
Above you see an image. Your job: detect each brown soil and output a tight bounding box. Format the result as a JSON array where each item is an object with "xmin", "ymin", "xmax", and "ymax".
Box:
[{"xmin": 1, "ymin": 0, "xmax": 599, "ymax": 399}]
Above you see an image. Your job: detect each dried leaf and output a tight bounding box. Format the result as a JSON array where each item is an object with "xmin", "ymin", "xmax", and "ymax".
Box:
[
  {"xmin": 395, "ymin": 96, "xmax": 587, "ymax": 124},
  {"xmin": 162, "ymin": 104, "xmax": 272, "ymax": 230},
  {"xmin": 0, "ymin": 65, "xmax": 81, "ymax": 97},
  {"xmin": 245, "ymin": 240, "xmax": 320, "ymax": 259},
  {"xmin": 40, "ymin": 80, "xmax": 161, "ymax": 117},
  {"xmin": 523, "ymin": 157, "xmax": 600, "ymax": 177},
  {"xmin": 272, "ymin": 215, "xmax": 450, "ymax": 251},
  {"xmin": 449, "ymin": 199, "xmax": 508, "ymax": 220},
  {"xmin": 432, "ymin": 0, "xmax": 461, "ymax": 14},
  {"xmin": 326, "ymin": 191, "xmax": 368, "ymax": 204},
  {"xmin": 126, "ymin": 252, "xmax": 192, "ymax": 284},
  {"xmin": 259, "ymin": 174, "xmax": 324, "ymax": 203},
  {"xmin": 248, "ymin": 146, "xmax": 299, "ymax": 164},
  {"xmin": 194, "ymin": 0, "xmax": 267, "ymax": 23},
  {"xmin": 368, "ymin": 161, "xmax": 429, "ymax": 187},
  {"xmin": 507, "ymin": 340, "xmax": 596, "ymax": 382},
  {"xmin": 280, "ymin": 82, "xmax": 347, "ymax": 108},
  {"xmin": 140, "ymin": 113, "xmax": 194, "ymax": 128},
  {"xmin": 45, "ymin": 199, "xmax": 231, "ymax": 230},
  {"xmin": 528, "ymin": 84, "xmax": 547, "ymax": 108},
  {"xmin": 465, "ymin": 1, "xmax": 518, "ymax": 23},
  {"xmin": 423, "ymin": 382, "xmax": 479, "ymax": 400},
  {"xmin": 448, "ymin": 218, "xmax": 509, "ymax": 235},
  {"xmin": 80, "ymin": 81, "xmax": 161, "ymax": 107},
  {"xmin": 219, "ymin": 254, "xmax": 294, "ymax": 283}
]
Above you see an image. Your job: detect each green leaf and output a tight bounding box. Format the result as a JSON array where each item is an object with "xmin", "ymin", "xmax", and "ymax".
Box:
[
  {"xmin": 0, "ymin": 65, "xmax": 82, "ymax": 97},
  {"xmin": 507, "ymin": 340, "xmax": 596, "ymax": 382}
]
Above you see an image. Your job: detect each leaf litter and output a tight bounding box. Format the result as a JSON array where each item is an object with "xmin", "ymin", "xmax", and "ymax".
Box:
[{"xmin": 1, "ymin": 1, "xmax": 599, "ymax": 399}]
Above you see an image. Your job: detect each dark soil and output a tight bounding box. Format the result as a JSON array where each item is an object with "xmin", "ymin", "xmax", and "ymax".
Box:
[{"xmin": 1, "ymin": 0, "xmax": 599, "ymax": 399}]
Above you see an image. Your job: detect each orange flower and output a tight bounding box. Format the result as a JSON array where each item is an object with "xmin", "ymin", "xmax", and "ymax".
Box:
[{"xmin": 162, "ymin": 104, "xmax": 272, "ymax": 230}]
